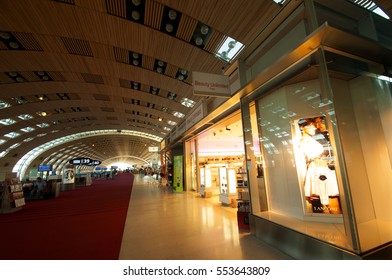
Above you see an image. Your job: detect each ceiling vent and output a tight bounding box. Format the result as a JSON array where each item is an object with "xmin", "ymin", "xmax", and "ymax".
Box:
[{"xmin": 61, "ymin": 37, "xmax": 94, "ymax": 57}]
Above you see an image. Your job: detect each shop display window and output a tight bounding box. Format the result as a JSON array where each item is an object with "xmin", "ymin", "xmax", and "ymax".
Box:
[
  {"xmin": 293, "ymin": 115, "xmax": 341, "ymax": 215},
  {"xmin": 244, "ymin": 46, "xmax": 392, "ymax": 255}
]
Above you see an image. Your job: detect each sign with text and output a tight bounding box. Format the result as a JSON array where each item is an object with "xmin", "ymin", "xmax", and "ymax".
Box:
[
  {"xmin": 192, "ymin": 71, "xmax": 230, "ymax": 97},
  {"xmin": 186, "ymin": 102, "xmax": 205, "ymax": 130}
]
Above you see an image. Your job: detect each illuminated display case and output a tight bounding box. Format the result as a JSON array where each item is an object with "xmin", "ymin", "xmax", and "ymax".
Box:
[
  {"xmin": 236, "ymin": 167, "xmax": 250, "ymax": 229},
  {"xmin": 218, "ymin": 168, "xmax": 237, "ymax": 205}
]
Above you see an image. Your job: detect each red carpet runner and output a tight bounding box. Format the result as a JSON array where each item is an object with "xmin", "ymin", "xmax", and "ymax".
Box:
[{"xmin": 0, "ymin": 173, "xmax": 134, "ymax": 260}]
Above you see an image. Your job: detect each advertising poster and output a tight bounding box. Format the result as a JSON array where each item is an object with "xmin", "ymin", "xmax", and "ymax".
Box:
[
  {"xmin": 295, "ymin": 116, "xmax": 342, "ymax": 215},
  {"xmin": 62, "ymin": 166, "xmax": 75, "ymax": 184},
  {"xmin": 173, "ymin": 155, "xmax": 183, "ymax": 192}
]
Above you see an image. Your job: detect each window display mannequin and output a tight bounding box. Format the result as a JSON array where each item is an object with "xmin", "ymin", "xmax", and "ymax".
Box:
[{"xmin": 298, "ymin": 117, "xmax": 340, "ymax": 214}]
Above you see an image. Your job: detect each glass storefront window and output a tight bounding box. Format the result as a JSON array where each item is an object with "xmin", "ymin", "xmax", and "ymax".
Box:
[
  {"xmin": 244, "ymin": 45, "xmax": 392, "ymax": 255},
  {"xmin": 326, "ymin": 50, "xmax": 392, "ymax": 253}
]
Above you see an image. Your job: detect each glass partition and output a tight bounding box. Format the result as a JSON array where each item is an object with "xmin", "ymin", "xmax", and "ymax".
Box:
[{"xmin": 326, "ymin": 50, "xmax": 392, "ymax": 253}]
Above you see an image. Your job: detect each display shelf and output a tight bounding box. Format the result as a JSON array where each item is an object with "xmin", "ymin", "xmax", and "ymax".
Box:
[
  {"xmin": 236, "ymin": 168, "xmax": 250, "ymax": 229},
  {"xmin": 1, "ymin": 177, "xmax": 25, "ymax": 214},
  {"xmin": 219, "ymin": 168, "xmax": 237, "ymax": 205}
]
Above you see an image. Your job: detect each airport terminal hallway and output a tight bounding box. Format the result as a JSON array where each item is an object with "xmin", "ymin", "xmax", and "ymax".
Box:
[{"xmin": 119, "ymin": 174, "xmax": 293, "ymax": 260}]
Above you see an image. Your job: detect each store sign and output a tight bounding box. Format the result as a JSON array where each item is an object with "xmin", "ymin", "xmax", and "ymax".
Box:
[
  {"xmin": 186, "ymin": 102, "xmax": 205, "ymax": 130},
  {"xmin": 192, "ymin": 71, "xmax": 230, "ymax": 97}
]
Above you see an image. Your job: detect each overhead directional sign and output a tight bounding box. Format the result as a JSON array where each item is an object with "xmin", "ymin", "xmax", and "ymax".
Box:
[
  {"xmin": 89, "ymin": 160, "xmax": 101, "ymax": 166},
  {"xmin": 69, "ymin": 158, "xmax": 101, "ymax": 166}
]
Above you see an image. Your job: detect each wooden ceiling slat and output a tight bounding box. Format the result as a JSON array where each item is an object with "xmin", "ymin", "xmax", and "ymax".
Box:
[
  {"xmin": 48, "ymin": 71, "xmax": 66, "ymax": 81},
  {"xmin": 13, "ymin": 32, "xmax": 43, "ymax": 51},
  {"xmin": 61, "ymin": 37, "xmax": 94, "ymax": 56},
  {"xmin": 105, "ymin": 0, "xmax": 126, "ymax": 18},
  {"xmin": 142, "ymin": 55, "xmax": 155, "ymax": 70},
  {"xmin": 145, "ymin": 0, "xmax": 164, "ymax": 29},
  {"xmin": 204, "ymin": 31, "xmax": 227, "ymax": 54},
  {"xmin": 119, "ymin": 78, "xmax": 130, "ymax": 88},
  {"xmin": 114, "ymin": 47, "xmax": 129, "ymax": 64},
  {"xmin": 0, "ymin": 73, "xmax": 14, "ymax": 84},
  {"xmin": 164, "ymin": 64, "xmax": 177, "ymax": 78},
  {"xmin": 19, "ymin": 72, "xmax": 40, "ymax": 82},
  {"xmin": 0, "ymin": 42, "xmax": 7, "ymax": 50},
  {"xmin": 0, "ymin": 0, "xmax": 316, "ymax": 174},
  {"xmin": 140, "ymin": 83, "xmax": 150, "ymax": 93},
  {"xmin": 176, "ymin": 14, "xmax": 198, "ymax": 42}
]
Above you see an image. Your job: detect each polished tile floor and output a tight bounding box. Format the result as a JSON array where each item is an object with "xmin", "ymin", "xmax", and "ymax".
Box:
[{"xmin": 119, "ymin": 175, "xmax": 293, "ymax": 260}]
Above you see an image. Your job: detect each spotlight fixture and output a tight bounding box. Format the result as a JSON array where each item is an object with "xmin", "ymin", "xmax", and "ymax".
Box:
[
  {"xmin": 37, "ymin": 111, "xmax": 47, "ymax": 117},
  {"xmin": 225, "ymin": 127, "xmax": 231, "ymax": 131},
  {"xmin": 160, "ymin": 6, "xmax": 182, "ymax": 36},
  {"xmin": 126, "ymin": 0, "xmax": 145, "ymax": 23},
  {"xmin": 191, "ymin": 22, "xmax": 212, "ymax": 49},
  {"xmin": 175, "ymin": 68, "xmax": 188, "ymax": 81},
  {"xmin": 129, "ymin": 51, "xmax": 142, "ymax": 66},
  {"xmin": 154, "ymin": 59, "xmax": 167, "ymax": 74},
  {"xmin": 150, "ymin": 86, "xmax": 160, "ymax": 95},
  {"xmin": 167, "ymin": 92, "xmax": 177, "ymax": 100}
]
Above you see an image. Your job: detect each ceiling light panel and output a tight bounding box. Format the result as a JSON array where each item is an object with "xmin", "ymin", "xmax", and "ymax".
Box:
[
  {"xmin": 191, "ymin": 22, "xmax": 212, "ymax": 48},
  {"xmin": 150, "ymin": 86, "xmax": 160, "ymax": 95},
  {"xmin": 126, "ymin": 0, "xmax": 145, "ymax": 23},
  {"xmin": 175, "ymin": 68, "xmax": 188, "ymax": 81},
  {"xmin": 18, "ymin": 114, "xmax": 33, "ymax": 120},
  {"xmin": 0, "ymin": 100, "xmax": 11, "ymax": 109},
  {"xmin": 0, "ymin": 119, "xmax": 16, "ymax": 125},
  {"xmin": 0, "ymin": 31, "xmax": 25, "ymax": 50},
  {"xmin": 35, "ymin": 71, "xmax": 53, "ymax": 81},
  {"xmin": 106, "ymin": 1, "xmax": 224, "ymax": 58},
  {"xmin": 154, "ymin": 59, "xmax": 167, "ymax": 74},
  {"xmin": 160, "ymin": 6, "xmax": 182, "ymax": 36},
  {"xmin": 129, "ymin": 51, "xmax": 142, "ymax": 66},
  {"xmin": 6, "ymin": 72, "xmax": 26, "ymax": 83},
  {"xmin": 12, "ymin": 96, "xmax": 28, "ymax": 104}
]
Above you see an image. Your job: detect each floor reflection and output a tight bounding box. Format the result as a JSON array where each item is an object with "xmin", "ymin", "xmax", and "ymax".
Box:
[{"xmin": 119, "ymin": 174, "xmax": 293, "ymax": 260}]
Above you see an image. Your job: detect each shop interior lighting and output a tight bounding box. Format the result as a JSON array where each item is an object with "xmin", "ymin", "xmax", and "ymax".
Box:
[
  {"xmin": 0, "ymin": 100, "xmax": 11, "ymax": 109},
  {"xmin": 0, "ymin": 139, "xmax": 6, "ymax": 145},
  {"xmin": 4, "ymin": 132, "xmax": 20, "ymax": 138},
  {"xmin": 37, "ymin": 111, "xmax": 47, "ymax": 117},
  {"xmin": 0, "ymin": 118, "xmax": 16, "ymax": 125},
  {"xmin": 36, "ymin": 123, "xmax": 50, "ymax": 128},
  {"xmin": 167, "ymin": 120, "xmax": 177, "ymax": 126},
  {"xmin": 173, "ymin": 111, "xmax": 185, "ymax": 118},
  {"xmin": 20, "ymin": 127, "xmax": 35, "ymax": 132}
]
